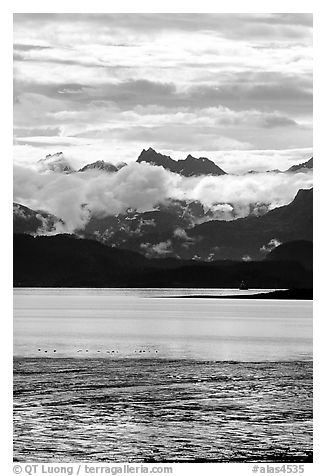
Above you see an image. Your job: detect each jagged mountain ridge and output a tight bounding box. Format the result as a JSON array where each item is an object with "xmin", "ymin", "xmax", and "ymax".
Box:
[
  {"xmin": 136, "ymin": 147, "xmax": 227, "ymax": 176},
  {"xmin": 37, "ymin": 148, "xmax": 228, "ymax": 177},
  {"xmin": 246, "ymin": 157, "xmax": 313, "ymax": 175},
  {"xmin": 36, "ymin": 149, "xmax": 312, "ymax": 178},
  {"xmin": 79, "ymin": 160, "xmax": 127, "ymax": 173},
  {"xmin": 16, "ymin": 149, "xmax": 313, "ymax": 261},
  {"xmin": 37, "ymin": 152, "xmax": 76, "ymax": 174},
  {"xmin": 286, "ymin": 157, "xmax": 313, "ymax": 173}
]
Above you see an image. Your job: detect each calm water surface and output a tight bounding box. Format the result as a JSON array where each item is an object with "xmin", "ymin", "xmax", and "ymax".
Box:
[
  {"xmin": 14, "ymin": 288, "xmax": 312, "ymax": 361},
  {"xmin": 13, "ymin": 288, "xmax": 313, "ymax": 462}
]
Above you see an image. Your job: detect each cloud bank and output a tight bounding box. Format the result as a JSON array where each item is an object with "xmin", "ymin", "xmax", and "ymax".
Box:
[{"xmin": 13, "ymin": 162, "xmax": 313, "ymax": 233}]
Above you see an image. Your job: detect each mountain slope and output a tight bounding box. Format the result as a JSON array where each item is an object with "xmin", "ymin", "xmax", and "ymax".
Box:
[
  {"xmin": 84, "ymin": 188, "xmax": 313, "ymax": 261},
  {"xmin": 14, "ymin": 234, "xmax": 148, "ymax": 287},
  {"xmin": 286, "ymin": 157, "xmax": 313, "ymax": 173},
  {"xmin": 183, "ymin": 188, "xmax": 313, "ymax": 261},
  {"xmin": 265, "ymin": 240, "xmax": 313, "ymax": 270},
  {"xmin": 14, "ymin": 233, "xmax": 312, "ymax": 288},
  {"xmin": 13, "ymin": 203, "xmax": 63, "ymax": 234},
  {"xmin": 13, "ymin": 188, "xmax": 312, "ymax": 261}
]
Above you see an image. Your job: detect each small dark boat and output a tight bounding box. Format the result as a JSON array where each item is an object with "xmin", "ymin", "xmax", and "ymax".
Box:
[{"xmin": 239, "ymin": 280, "xmax": 249, "ymax": 290}]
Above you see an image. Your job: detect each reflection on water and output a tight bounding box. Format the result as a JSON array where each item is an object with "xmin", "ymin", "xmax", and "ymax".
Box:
[
  {"xmin": 14, "ymin": 288, "xmax": 312, "ymax": 361},
  {"xmin": 13, "ymin": 289, "xmax": 313, "ymax": 462},
  {"xmin": 14, "ymin": 359, "xmax": 312, "ymax": 462},
  {"xmin": 14, "ymin": 287, "xmax": 282, "ymax": 298}
]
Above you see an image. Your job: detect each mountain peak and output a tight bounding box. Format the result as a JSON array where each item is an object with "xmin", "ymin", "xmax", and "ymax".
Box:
[
  {"xmin": 45, "ymin": 151, "xmax": 63, "ymax": 158},
  {"xmin": 138, "ymin": 147, "xmax": 170, "ymax": 159},
  {"xmin": 38, "ymin": 152, "xmax": 75, "ymax": 174},
  {"xmin": 79, "ymin": 160, "xmax": 120, "ymax": 173},
  {"xmin": 137, "ymin": 148, "xmax": 226, "ymax": 177}
]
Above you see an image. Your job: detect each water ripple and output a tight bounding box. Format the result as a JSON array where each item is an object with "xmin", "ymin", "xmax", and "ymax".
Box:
[{"xmin": 13, "ymin": 358, "xmax": 312, "ymax": 463}]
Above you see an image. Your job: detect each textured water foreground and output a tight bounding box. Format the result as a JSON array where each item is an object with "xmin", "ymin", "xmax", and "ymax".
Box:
[{"xmin": 13, "ymin": 358, "xmax": 312, "ymax": 462}]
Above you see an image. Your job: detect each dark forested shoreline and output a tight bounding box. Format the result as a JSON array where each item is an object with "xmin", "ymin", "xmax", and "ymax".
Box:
[{"xmin": 14, "ymin": 234, "xmax": 312, "ymax": 290}]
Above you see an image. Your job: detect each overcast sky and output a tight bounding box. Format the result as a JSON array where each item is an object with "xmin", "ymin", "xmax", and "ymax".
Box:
[{"xmin": 13, "ymin": 13, "xmax": 313, "ymax": 173}]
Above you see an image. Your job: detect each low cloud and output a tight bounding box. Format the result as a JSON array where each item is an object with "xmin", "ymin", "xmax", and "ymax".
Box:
[
  {"xmin": 13, "ymin": 162, "xmax": 178, "ymax": 232},
  {"xmin": 13, "ymin": 161, "xmax": 313, "ymax": 233},
  {"xmin": 203, "ymin": 203, "xmax": 235, "ymax": 221},
  {"xmin": 140, "ymin": 240, "xmax": 173, "ymax": 258},
  {"xmin": 260, "ymin": 238, "xmax": 282, "ymax": 254},
  {"xmin": 173, "ymin": 227, "xmax": 197, "ymax": 248},
  {"xmin": 173, "ymin": 227, "xmax": 193, "ymax": 240}
]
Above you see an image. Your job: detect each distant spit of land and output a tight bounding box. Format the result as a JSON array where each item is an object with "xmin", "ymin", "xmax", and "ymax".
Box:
[{"xmin": 172, "ymin": 289, "xmax": 313, "ymax": 300}]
